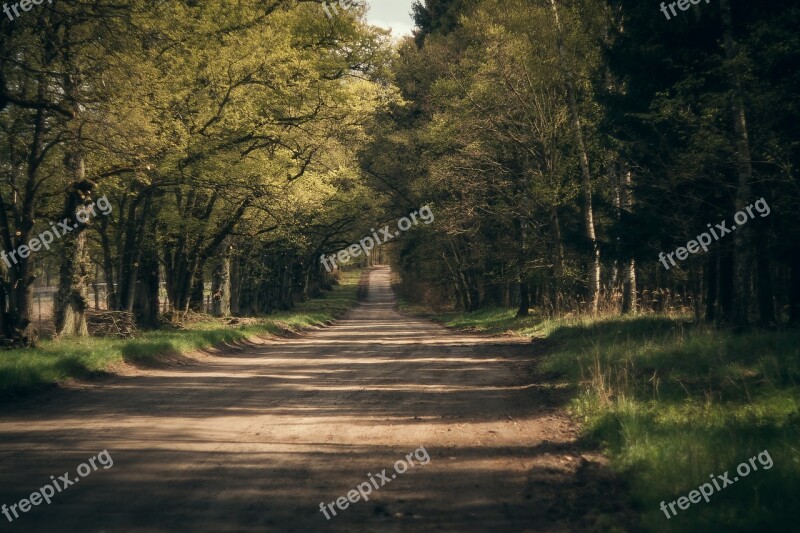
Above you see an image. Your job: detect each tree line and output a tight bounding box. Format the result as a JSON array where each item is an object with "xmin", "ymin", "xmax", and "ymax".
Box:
[
  {"xmin": 2, "ymin": 0, "xmax": 798, "ymax": 348},
  {"xmin": 0, "ymin": 0, "xmax": 395, "ymax": 346},
  {"xmin": 377, "ymin": 0, "xmax": 798, "ymax": 327}
]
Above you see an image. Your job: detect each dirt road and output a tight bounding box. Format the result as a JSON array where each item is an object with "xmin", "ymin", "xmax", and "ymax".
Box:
[{"xmin": 0, "ymin": 268, "xmax": 629, "ymax": 532}]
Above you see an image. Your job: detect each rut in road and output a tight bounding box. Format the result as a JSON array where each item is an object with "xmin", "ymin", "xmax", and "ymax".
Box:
[{"xmin": 0, "ymin": 267, "xmax": 631, "ymax": 532}]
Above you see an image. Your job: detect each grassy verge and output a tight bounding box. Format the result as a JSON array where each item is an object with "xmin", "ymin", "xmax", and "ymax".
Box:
[
  {"xmin": 0, "ymin": 270, "xmax": 363, "ymax": 398},
  {"xmin": 405, "ymin": 305, "xmax": 800, "ymax": 531}
]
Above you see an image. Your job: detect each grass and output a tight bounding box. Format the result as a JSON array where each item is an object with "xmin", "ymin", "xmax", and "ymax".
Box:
[
  {"xmin": 408, "ymin": 305, "xmax": 800, "ymax": 532},
  {"xmin": 0, "ymin": 270, "xmax": 363, "ymax": 398}
]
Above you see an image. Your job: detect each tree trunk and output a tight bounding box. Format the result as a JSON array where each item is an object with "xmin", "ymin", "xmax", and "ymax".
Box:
[
  {"xmin": 517, "ymin": 281, "xmax": 530, "ymax": 318},
  {"xmin": 704, "ymin": 249, "xmax": 718, "ymax": 322},
  {"xmin": 134, "ymin": 246, "xmax": 160, "ymax": 329},
  {"xmin": 752, "ymin": 203, "xmax": 775, "ymax": 326},
  {"xmin": 620, "ymin": 169, "xmax": 637, "ymax": 314},
  {"xmin": 55, "ymin": 230, "xmax": 91, "ymax": 337},
  {"xmin": 230, "ymin": 251, "xmax": 242, "ymax": 315},
  {"xmin": 119, "ymin": 203, "xmax": 141, "ymax": 311},
  {"xmin": 0, "ymin": 76, "xmax": 47, "ymax": 347},
  {"xmin": 689, "ymin": 258, "xmax": 703, "ymax": 322},
  {"xmin": 756, "ymin": 250, "xmax": 775, "ymax": 327},
  {"xmin": 721, "ymin": 0, "xmax": 754, "ymax": 328},
  {"xmin": 211, "ymin": 241, "xmax": 232, "ymax": 317},
  {"xmin": 550, "ymin": 205, "xmax": 565, "ymax": 274},
  {"xmin": 189, "ymin": 265, "xmax": 205, "ymax": 312},
  {"xmin": 54, "ymin": 157, "xmax": 92, "ymax": 338},
  {"xmin": 515, "ymin": 217, "xmax": 529, "ymax": 317},
  {"xmin": 165, "ymin": 246, "xmax": 194, "ymax": 313},
  {"xmin": 549, "ymin": 206, "xmax": 566, "ymax": 315},
  {"xmin": 446, "ymin": 239, "xmax": 476, "ymax": 311},
  {"xmin": 0, "ymin": 265, "xmax": 36, "ymax": 347},
  {"xmin": 718, "ymin": 242, "xmax": 735, "ymax": 324},
  {"xmin": 98, "ymin": 215, "xmax": 117, "ymax": 309},
  {"xmin": 549, "ymin": 0, "xmax": 600, "ymax": 314}
]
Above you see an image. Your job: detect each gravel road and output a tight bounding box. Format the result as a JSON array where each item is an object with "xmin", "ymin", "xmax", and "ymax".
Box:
[{"xmin": 0, "ymin": 267, "xmax": 630, "ymax": 532}]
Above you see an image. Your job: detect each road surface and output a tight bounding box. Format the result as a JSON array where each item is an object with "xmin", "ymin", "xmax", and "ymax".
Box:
[{"xmin": 0, "ymin": 267, "xmax": 629, "ymax": 532}]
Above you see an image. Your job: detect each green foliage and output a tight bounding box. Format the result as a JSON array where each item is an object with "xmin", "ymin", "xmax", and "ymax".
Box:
[
  {"xmin": 1, "ymin": 0, "xmax": 396, "ymax": 332},
  {"xmin": 546, "ymin": 319, "xmax": 798, "ymax": 531}
]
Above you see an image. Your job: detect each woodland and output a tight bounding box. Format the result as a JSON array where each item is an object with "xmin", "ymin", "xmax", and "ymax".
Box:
[{"xmin": 1, "ymin": 0, "xmax": 798, "ymax": 344}]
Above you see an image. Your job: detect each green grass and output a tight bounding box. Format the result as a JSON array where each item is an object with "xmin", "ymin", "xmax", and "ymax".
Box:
[
  {"xmin": 411, "ymin": 305, "xmax": 800, "ymax": 531},
  {"xmin": 0, "ymin": 270, "xmax": 362, "ymax": 397}
]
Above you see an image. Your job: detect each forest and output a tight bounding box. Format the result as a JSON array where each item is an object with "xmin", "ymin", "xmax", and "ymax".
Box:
[
  {"xmin": 387, "ymin": 0, "xmax": 799, "ymax": 327},
  {"xmin": 2, "ymin": 0, "xmax": 798, "ymax": 345}
]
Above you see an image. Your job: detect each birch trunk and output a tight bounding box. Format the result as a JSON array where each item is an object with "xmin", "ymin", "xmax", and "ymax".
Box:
[
  {"xmin": 549, "ymin": 0, "xmax": 600, "ymax": 314},
  {"xmin": 621, "ymin": 169, "xmax": 637, "ymax": 314}
]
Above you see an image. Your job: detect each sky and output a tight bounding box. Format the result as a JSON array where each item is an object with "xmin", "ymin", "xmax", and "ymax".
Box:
[{"xmin": 365, "ymin": 0, "xmax": 417, "ymax": 37}]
